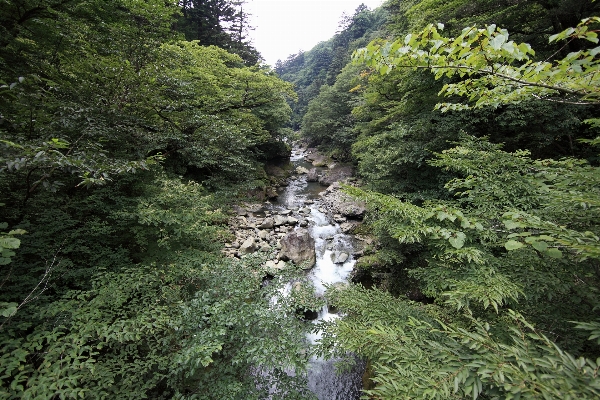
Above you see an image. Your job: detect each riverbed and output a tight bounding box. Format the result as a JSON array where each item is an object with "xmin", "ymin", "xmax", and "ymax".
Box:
[{"xmin": 269, "ymin": 147, "xmax": 365, "ymax": 400}]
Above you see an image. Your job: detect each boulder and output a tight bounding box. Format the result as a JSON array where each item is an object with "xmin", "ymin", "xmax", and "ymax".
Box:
[
  {"xmin": 273, "ymin": 215, "xmax": 288, "ymax": 226},
  {"xmin": 295, "ymin": 166, "xmax": 309, "ymax": 174},
  {"xmin": 239, "ymin": 237, "xmax": 257, "ymax": 254},
  {"xmin": 258, "ymin": 217, "xmax": 274, "ymax": 229},
  {"xmin": 332, "ymin": 252, "xmax": 349, "ymax": 264},
  {"xmin": 243, "ymin": 203, "xmax": 263, "ymax": 213},
  {"xmin": 305, "ymin": 149, "xmax": 318, "ymax": 161},
  {"xmin": 340, "ymin": 222, "xmax": 356, "ymax": 233},
  {"xmin": 311, "ymin": 154, "xmax": 329, "ymax": 167},
  {"xmin": 318, "ymin": 165, "xmax": 353, "ymax": 186},
  {"xmin": 339, "ymin": 202, "xmax": 366, "ymax": 219},
  {"xmin": 299, "ymin": 207, "xmax": 311, "ymax": 215},
  {"xmin": 333, "ymin": 214, "xmax": 346, "ymax": 223},
  {"xmin": 287, "ymin": 216, "xmax": 299, "ymax": 225},
  {"xmin": 233, "ymin": 205, "xmax": 247, "ymax": 216},
  {"xmin": 306, "ymin": 168, "xmax": 319, "ymax": 182},
  {"xmin": 279, "ymin": 228, "xmax": 316, "ymax": 269},
  {"xmin": 259, "ymin": 243, "xmax": 271, "ymax": 252}
]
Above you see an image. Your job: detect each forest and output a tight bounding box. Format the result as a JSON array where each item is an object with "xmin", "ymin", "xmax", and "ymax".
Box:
[{"xmin": 1, "ymin": 0, "xmax": 600, "ymax": 399}]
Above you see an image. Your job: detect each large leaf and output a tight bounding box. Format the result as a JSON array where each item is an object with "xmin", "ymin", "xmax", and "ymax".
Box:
[{"xmin": 0, "ymin": 237, "xmax": 20, "ymax": 249}]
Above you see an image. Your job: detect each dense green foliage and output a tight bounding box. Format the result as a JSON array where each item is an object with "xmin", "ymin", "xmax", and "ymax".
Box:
[
  {"xmin": 293, "ymin": 0, "xmax": 600, "ymax": 398},
  {"xmin": 4, "ymin": 0, "xmax": 600, "ymax": 398},
  {"xmin": 0, "ymin": 1, "xmax": 310, "ymax": 398}
]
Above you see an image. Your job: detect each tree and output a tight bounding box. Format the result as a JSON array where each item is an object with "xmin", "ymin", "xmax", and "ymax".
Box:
[
  {"xmin": 315, "ymin": 17, "xmax": 600, "ymax": 399},
  {"xmin": 354, "ymin": 18, "xmax": 600, "ymax": 112},
  {"xmin": 0, "ymin": 1, "xmax": 309, "ymax": 398},
  {"xmin": 176, "ymin": 0, "xmax": 260, "ymax": 65}
]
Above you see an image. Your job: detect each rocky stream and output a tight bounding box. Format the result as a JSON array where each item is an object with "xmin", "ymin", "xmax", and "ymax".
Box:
[{"xmin": 222, "ymin": 146, "xmax": 370, "ymax": 399}]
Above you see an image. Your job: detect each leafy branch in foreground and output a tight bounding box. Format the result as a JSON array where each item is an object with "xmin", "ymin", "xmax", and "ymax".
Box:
[
  {"xmin": 353, "ymin": 17, "xmax": 600, "ymax": 111},
  {"xmin": 319, "ymin": 285, "xmax": 600, "ymax": 400}
]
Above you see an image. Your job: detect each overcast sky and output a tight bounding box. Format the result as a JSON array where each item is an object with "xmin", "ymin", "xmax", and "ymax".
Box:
[{"xmin": 243, "ymin": 0, "xmax": 385, "ymax": 67}]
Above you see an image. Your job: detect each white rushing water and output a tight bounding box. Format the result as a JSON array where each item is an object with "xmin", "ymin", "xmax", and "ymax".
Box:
[{"xmin": 269, "ymin": 148, "xmax": 364, "ymax": 400}]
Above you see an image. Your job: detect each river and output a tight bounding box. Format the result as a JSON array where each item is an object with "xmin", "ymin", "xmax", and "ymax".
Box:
[{"xmin": 267, "ymin": 147, "xmax": 365, "ymax": 400}]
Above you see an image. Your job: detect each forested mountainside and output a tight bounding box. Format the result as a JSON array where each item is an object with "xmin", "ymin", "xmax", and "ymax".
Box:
[
  {"xmin": 275, "ymin": 4, "xmax": 388, "ymax": 131},
  {"xmin": 294, "ymin": 0, "xmax": 600, "ymax": 398}
]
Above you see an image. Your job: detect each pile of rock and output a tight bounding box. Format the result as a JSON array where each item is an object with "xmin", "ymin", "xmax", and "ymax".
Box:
[
  {"xmin": 317, "ymin": 182, "xmax": 367, "ymax": 234},
  {"xmin": 305, "ymin": 148, "xmax": 330, "ymax": 167},
  {"xmin": 222, "ymin": 206, "xmax": 317, "ymax": 274}
]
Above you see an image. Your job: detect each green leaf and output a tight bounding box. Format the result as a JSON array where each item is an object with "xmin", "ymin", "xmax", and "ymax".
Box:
[
  {"xmin": 531, "ymin": 241, "xmax": 549, "ymax": 252},
  {"xmin": 449, "ymin": 232, "xmax": 466, "ymax": 249},
  {"xmin": 505, "ymin": 240, "xmax": 524, "ymax": 250},
  {"xmin": 0, "ymin": 237, "xmax": 20, "ymax": 249},
  {"xmin": 0, "ymin": 302, "xmax": 18, "ymax": 317},
  {"xmin": 503, "ymin": 220, "xmax": 521, "ymax": 230},
  {"xmin": 544, "ymin": 248, "xmax": 563, "ymax": 258}
]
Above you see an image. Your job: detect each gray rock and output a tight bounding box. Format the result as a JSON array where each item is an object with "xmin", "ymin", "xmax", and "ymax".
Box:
[
  {"xmin": 311, "ymin": 154, "xmax": 329, "ymax": 167},
  {"xmin": 332, "ymin": 252, "xmax": 349, "ymax": 264},
  {"xmin": 334, "ymin": 214, "xmax": 346, "ymax": 223},
  {"xmin": 266, "ymin": 187, "xmax": 278, "ymax": 199},
  {"xmin": 279, "ymin": 228, "xmax": 316, "ymax": 269},
  {"xmin": 299, "ymin": 207, "xmax": 311, "ymax": 215},
  {"xmin": 318, "ymin": 165, "xmax": 353, "ymax": 186},
  {"xmin": 239, "ymin": 237, "xmax": 257, "ymax": 254},
  {"xmin": 273, "ymin": 215, "xmax": 288, "ymax": 226},
  {"xmin": 280, "ymin": 209, "xmax": 292, "ymax": 215},
  {"xmin": 259, "ymin": 243, "xmax": 271, "ymax": 252},
  {"xmin": 287, "ymin": 217, "xmax": 299, "ymax": 225},
  {"xmin": 265, "ymin": 260, "xmax": 286, "ymax": 273},
  {"xmin": 258, "ymin": 217, "xmax": 274, "ymax": 229},
  {"xmin": 296, "ymin": 166, "xmax": 309, "ymax": 174},
  {"xmin": 244, "ymin": 203, "xmax": 263, "ymax": 213},
  {"xmin": 340, "ymin": 202, "xmax": 366, "ymax": 219},
  {"xmin": 233, "ymin": 205, "xmax": 247, "ymax": 216},
  {"xmin": 340, "ymin": 222, "xmax": 356, "ymax": 233},
  {"xmin": 258, "ymin": 230, "xmax": 270, "ymax": 240},
  {"xmin": 307, "ymin": 168, "xmax": 319, "ymax": 182}
]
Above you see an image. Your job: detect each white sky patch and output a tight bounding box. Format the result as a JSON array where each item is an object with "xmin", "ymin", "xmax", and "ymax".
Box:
[{"xmin": 243, "ymin": 0, "xmax": 384, "ymax": 67}]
